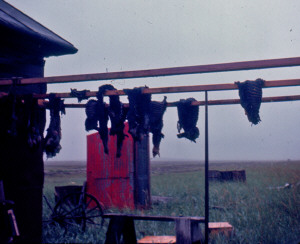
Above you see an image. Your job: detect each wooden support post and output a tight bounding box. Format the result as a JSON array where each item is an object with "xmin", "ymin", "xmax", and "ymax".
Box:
[
  {"xmin": 175, "ymin": 218, "xmax": 203, "ymax": 244},
  {"xmin": 105, "ymin": 216, "xmax": 137, "ymax": 244},
  {"xmin": 134, "ymin": 135, "xmax": 151, "ymax": 209},
  {"xmin": 204, "ymin": 91, "xmax": 209, "ymax": 244}
]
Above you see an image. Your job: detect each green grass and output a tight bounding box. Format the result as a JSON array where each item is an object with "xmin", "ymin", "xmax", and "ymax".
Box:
[{"xmin": 42, "ymin": 161, "xmax": 300, "ymax": 243}]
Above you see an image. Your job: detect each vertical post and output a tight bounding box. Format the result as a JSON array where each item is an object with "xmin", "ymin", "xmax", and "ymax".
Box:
[
  {"xmin": 134, "ymin": 135, "xmax": 151, "ymax": 209},
  {"xmin": 204, "ymin": 91, "xmax": 209, "ymax": 244}
]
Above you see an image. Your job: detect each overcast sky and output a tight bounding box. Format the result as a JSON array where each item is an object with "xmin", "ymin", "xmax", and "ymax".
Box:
[{"xmin": 7, "ymin": 0, "xmax": 300, "ymax": 162}]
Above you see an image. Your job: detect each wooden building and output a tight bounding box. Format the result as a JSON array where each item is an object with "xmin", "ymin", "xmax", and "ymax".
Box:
[{"xmin": 0, "ymin": 1, "xmax": 77, "ymax": 243}]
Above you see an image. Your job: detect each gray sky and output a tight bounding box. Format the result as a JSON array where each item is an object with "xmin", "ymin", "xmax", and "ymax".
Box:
[{"xmin": 7, "ymin": 0, "xmax": 300, "ymax": 162}]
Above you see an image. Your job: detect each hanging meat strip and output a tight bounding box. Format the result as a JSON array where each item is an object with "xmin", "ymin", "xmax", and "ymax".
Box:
[
  {"xmin": 85, "ymin": 99, "xmax": 99, "ymax": 131},
  {"xmin": 0, "ymin": 96, "xmax": 11, "ymax": 136},
  {"xmin": 0, "ymin": 94, "xmax": 19, "ymax": 137},
  {"xmin": 95, "ymin": 85, "xmax": 111, "ymax": 154},
  {"xmin": 44, "ymin": 94, "xmax": 65, "ymax": 158},
  {"xmin": 23, "ymin": 95, "xmax": 43, "ymax": 148},
  {"xmin": 236, "ymin": 78, "xmax": 265, "ymax": 125},
  {"xmin": 150, "ymin": 96, "xmax": 167, "ymax": 157},
  {"xmin": 0, "ymin": 94, "xmax": 43, "ymax": 146},
  {"xmin": 70, "ymin": 88, "xmax": 90, "ymax": 103},
  {"xmin": 103, "ymin": 85, "xmax": 128, "ymax": 158},
  {"xmin": 177, "ymin": 98, "xmax": 199, "ymax": 142},
  {"xmin": 124, "ymin": 87, "xmax": 151, "ymax": 141}
]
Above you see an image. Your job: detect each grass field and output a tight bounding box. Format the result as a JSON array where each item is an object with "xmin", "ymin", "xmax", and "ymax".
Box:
[{"xmin": 42, "ymin": 160, "xmax": 300, "ymax": 244}]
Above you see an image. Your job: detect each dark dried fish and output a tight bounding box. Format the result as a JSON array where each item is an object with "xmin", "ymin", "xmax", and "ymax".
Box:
[
  {"xmin": 236, "ymin": 78, "xmax": 265, "ymax": 125},
  {"xmin": 177, "ymin": 98, "xmax": 199, "ymax": 142},
  {"xmin": 104, "ymin": 85, "xmax": 128, "ymax": 158},
  {"xmin": 70, "ymin": 88, "xmax": 90, "ymax": 103},
  {"xmin": 23, "ymin": 95, "xmax": 42, "ymax": 148},
  {"xmin": 0, "ymin": 95, "xmax": 43, "ymax": 147},
  {"xmin": 95, "ymin": 85, "xmax": 111, "ymax": 154},
  {"xmin": 124, "ymin": 87, "xmax": 151, "ymax": 141},
  {"xmin": 150, "ymin": 96, "xmax": 167, "ymax": 157},
  {"xmin": 85, "ymin": 98, "xmax": 109, "ymax": 154},
  {"xmin": 85, "ymin": 99, "xmax": 99, "ymax": 131},
  {"xmin": 44, "ymin": 94, "xmax": 65, "ymax": 158}
]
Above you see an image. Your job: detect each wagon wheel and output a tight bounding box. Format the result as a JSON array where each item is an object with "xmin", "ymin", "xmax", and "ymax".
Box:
[{"xmin": 52, "ymin": 192, "xmax": 104, "ymax": 232}]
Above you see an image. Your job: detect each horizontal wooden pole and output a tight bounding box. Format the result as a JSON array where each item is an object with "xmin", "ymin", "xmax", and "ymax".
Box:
[
  {"xmin": 1, "ymin": 57, "xmax": 300, "ymax": 85},
  {"xmin": 62, "ymin": 94, "xmax": 300, "ymax": 108},
  {"xmin": 34, "ymin": 78, "xmax": 300, "ymax": 99},
  {"xmin": 102, "ymin": 213, "xmax": 205, "ymax": 222}
]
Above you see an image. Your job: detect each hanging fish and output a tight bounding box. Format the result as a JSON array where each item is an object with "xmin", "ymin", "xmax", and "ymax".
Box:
[
  {"xmin": 0, "ymin": 94, "xmax": 18, "ymax": 137},
  {"xmin": 124, "ymin": 87, "xmax": 151, "ymax": 141},
  {"xmin": 23, "ymin": 94, "xmax": 42, "ymax": 148},
  {"xmin": 105, "ymin": 85, "xmax": 128, "ymax": 158},
  {"xmin": 70, "ymin": 88, "xmax": 90, "ymax": 103},
  {"xmin": 85, "ymin": 99, "xmax": 99, "ymax": 131},
  {"xmin": 177, "ymin": 98, "xmax": 199, "ymax": 142},
  {"xmin": 95, "ymin": 85, "xmax": 111, "ymax": 154},
  {"xmin": 0, "ymin": 96, "xmax": 11, "ymax": 136},
  {"xmin": 236, "ymin": 78, "xmax": 265, "ymax": 125},
  {"xmin": 85, "ymin": 98, "xmax": 109, "ymax": 154},
  {"xmin": 150, "ymin": 96, "xmax": 167, "ymax": 157},
  {"xmin": 44, "ymin": 94, "xmax": 65, "ymax": 158}
]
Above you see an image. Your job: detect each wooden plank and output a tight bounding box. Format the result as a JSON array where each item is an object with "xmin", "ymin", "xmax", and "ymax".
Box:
[
  {"xmin": 138, "ymin": 236, "xmax": 176, "ymax": 244},
  {"xmin": 32, "ymin": 78, "xmax": 300, "ymax": 99},
  {"xmin": 102, "ymin": 213, "xmax": 205, "ymax": 222},
  {"xmin": 209, "ymin": 222, "xmax": 233, "ymax": 238},
  {"xmin": 1, "ymin": 57, "xmax": 300, "ymax": 85},
  {"xmin": 1, "ymin": 79, "xmax": 300, "ymax": 99},
  {"xmin": 62, "ymin": 94, "xmax": 300, "ymax": 109}
]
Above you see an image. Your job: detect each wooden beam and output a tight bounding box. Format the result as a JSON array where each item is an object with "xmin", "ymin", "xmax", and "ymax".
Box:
[
  {"xmin": 1, "ymin": 57, "xmax": 300, "ymax": 85},
  {"xmin": 102, "ymin": 213, "xmax": 205, "ymax": 222},
  {"xmin": 34, "ymin": 78, "xmax": 300, "ymax": 99},
  {"xmin": 62, "ymin": 94, "xmax": 300, "ymax": 108}
]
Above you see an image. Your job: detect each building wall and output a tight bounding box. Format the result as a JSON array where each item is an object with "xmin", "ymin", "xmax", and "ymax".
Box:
[{"xmin": 0, "ymin": 54, "xmax": 46, "ymax": 243}]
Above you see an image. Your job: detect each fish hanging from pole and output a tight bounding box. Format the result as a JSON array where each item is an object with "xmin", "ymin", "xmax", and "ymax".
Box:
[
  {"xmin": 96, "ymin": 85, "xmax": 112, "ymax": 154},
  {"xmin": 0, "ymin": 94, "xmax": 43, "ymax": 148},
  {"xmin": 85, "ymin": 84, "xmax": 128, "ymax": 157},
  {"xmin": 124, "ymin": 86, "xmax": 151, "ymax": 141},
  {"xmin": 176, "ymin": 98, "xmax": 199, "ymax": 142},
  {"xmin": 70, "ymin": 88, "xmax": 90, "ymax": 103},
  {"xmin": 235, "ymin": 78, "xmax": 265, "ymax": 125},
  {"xmin": 102, "ymin": 84, "xmax": 128, "ymax": 158},
  {"xmin": 85, "ymin": 99, "xmax": 99, "ymax": 131},
  {"xmin": 84, "ymin": 85, "xmax": 110, "ymax": 154},
  {"xmin": 23, "ymin": 94, "xmax": 43, "ymax": 148},
  {"xmin": 150, "ymin": 96, "xmax": 167, "ymax": 157},
  {"xmin": 44, "ymin": 94, "xmax": 65, "ymax": 157}
]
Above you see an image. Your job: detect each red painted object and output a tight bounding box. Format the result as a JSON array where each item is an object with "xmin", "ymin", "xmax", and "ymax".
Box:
[{"xmin": 86, "ymin": 123, "xmax": 135, "ymax": 209}]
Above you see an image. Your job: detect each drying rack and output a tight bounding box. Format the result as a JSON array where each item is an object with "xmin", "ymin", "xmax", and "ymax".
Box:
[{"xmin": 1, "ymin": 56, "xmax": 300, "ymax": 243}]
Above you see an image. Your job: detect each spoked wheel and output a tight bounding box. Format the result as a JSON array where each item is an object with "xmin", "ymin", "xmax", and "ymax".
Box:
[{"xmin": 52, "ymin": 192, "xmax": 104, "ymax": 232}]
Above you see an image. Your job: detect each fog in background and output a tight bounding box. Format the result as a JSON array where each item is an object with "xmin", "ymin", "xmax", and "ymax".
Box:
[{"xmin": 7, "ymin": 0, "xmax": 300, "ymax": 162}]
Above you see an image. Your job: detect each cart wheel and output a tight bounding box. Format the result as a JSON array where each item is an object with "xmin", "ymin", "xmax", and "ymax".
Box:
[{"xmin": 53, "ymin": 192, "xmax": 104, "ymax": 231}]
